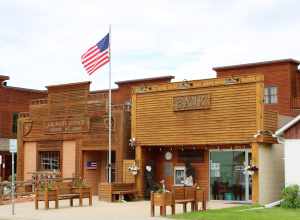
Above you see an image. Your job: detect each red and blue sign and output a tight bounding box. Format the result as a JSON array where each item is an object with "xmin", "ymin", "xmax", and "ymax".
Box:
[{"xmin": 86, "ymin": 161, "xmax": 97, "ymax": 169}]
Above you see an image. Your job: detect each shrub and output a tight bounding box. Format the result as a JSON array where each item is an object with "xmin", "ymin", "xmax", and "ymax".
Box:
[{"xmin": 281, "ymin": 185, "xmax": 300, "ymax": 208}]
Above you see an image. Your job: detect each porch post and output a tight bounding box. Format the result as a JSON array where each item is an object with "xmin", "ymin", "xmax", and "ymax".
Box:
[
  {"xmin": 135, "ymin": 145, "xmax": 144, "ymax": 198},
  {"xmin": 251, "ymin": 142, "xmax": 259, "ymax": 203}
]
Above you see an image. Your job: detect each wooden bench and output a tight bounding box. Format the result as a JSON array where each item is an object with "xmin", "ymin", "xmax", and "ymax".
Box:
[
  {"xmin": 98, "ymin": 182, "xmax": 137, "ymax": 202},
  {"xmin": 35, "ymin": 181, "xmax": 92, "ymax": 209},
  {"xmin": 172, "ymin": 186, "xmax": 196, "ymax": 213}
]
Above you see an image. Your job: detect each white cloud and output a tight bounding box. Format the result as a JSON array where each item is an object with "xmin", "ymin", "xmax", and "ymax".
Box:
[{"xmin": 0, "ymin": 0, "xmax": 300, "ymax": 90}]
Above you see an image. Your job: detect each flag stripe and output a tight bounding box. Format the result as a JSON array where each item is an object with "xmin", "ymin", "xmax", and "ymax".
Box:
[
  {"xmin": 87, "ymin": 58, "xmax": 109, "ymax": 74},
  {"xmin": 87, "ymin": 56, "xmax": 109, "ymax": 73},
  {"xmin": 81, "ymin": 45, "xmax": 98, "ymax": 59},
  {"xmin": 82, "ymin": 51, "xmax": 108, "ymax": 68},
  {"xmin": 88, "ymin": 59, "xmax": 110, "ymax": 75},
  {"xmin": 85, "ymin": 53, "xmax": 109, "ymax": 72}
]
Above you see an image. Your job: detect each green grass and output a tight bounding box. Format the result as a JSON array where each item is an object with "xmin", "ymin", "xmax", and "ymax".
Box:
[{"xmin": 170, "ymin": 205, "xmax": 300, "ymax": 220}]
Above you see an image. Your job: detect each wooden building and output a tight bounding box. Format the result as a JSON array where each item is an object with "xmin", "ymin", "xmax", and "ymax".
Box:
[
  {"xmin": 17, "ymin": 76, "xmax": 173, "ymax": 194},
  {"xmin": 214, "ymin": 58, "xmax": 300, "ymax": 117},
  {"xmin": 0, "ymin": 75, "xmax": 46, "ymax": 181},
  {"xmin": 132, "ymin": 74, "xmax": 280, "ymax": 204}
]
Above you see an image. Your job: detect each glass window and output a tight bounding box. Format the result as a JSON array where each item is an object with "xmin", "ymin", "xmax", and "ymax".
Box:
[
  {"xmin": 12, "ymin": 112, "xmax": 19, "ymax": 134},
  {"xmin": 174, "ymin": 166, "xmax": 186, "ymax": 185},
  {"xmin": 264, "ymin": 86, "xmax": 278, "ymax": 104},
  {"xmin": 39, "ymin": 151, "xmax": 60, "ymax": 171}
]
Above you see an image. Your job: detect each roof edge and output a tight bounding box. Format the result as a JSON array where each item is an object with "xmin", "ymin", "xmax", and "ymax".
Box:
[
  {"xmin": 46, "ymin": 81, "xmax": 91, "ymax": 89},
  {"xmin": 115, "ymin": 75, "xmax": 174, "ymax": 85},
  {"xmin": 4, "ymin": 86, "xmax": 46, "ymax": 93},
  {"xmin": 274, "ymin": 114, "xmax": 300, "ymax": 136},
  {"xmin": 213, "ymin": 58, "xmax": 300, "ymax": 71}
]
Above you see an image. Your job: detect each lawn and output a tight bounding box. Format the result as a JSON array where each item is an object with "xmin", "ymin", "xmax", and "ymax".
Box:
[{"xmin": 171, "ymin": 206, "xmax": 300, "ymax": 220}]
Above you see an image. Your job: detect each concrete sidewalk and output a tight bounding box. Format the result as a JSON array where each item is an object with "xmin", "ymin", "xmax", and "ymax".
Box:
[{"xmin": 0, "ymin": 197, "xmax": 238, "ymax": 220}]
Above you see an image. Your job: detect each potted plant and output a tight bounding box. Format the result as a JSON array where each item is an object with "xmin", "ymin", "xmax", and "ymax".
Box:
[
  {"xmin": 244, "ymin": 165, "xmax": 259, "ymax": 176},
  {"xmin": 36, "ymin": 181, "xmax": 57, "ymax": 201},
  {"xmin": 72, "ymin": 178, "xmax": 90, "ymax": 194},
  {"xmin": 128, "ymin": 163, "xmax": 140, "ymax": 176},
  {"xmin": 151, "ymin": 180, "xmax": 173, "ymax": 206}
]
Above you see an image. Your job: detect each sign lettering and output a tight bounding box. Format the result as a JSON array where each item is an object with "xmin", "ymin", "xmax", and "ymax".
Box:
[
  {"xmin": 45, "ymin": 118, "xmax": 90, "ymax": 134},
  {"xmin": 173, "ymin": 94, "xmax": 210, "ymax": 111}
]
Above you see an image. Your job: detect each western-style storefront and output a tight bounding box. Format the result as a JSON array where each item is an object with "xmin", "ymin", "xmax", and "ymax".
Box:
[
  {"xmin": 132, "ymin": 75, "xmax": 279, "ymax": 204},
  {"xmin": 16, "ymin": 76, "xmax": 174, "ymax": 194},
  {"xmin": 16, "ymin": 74, "xmax": 282, "ymax": 205}
]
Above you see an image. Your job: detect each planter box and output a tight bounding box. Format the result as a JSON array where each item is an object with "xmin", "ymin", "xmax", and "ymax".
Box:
[
  {"xmin": 36, "ymin": 190, "xmax": 57, "ymax": 201},
  {"xmin": 72, "ymin": 187, "xmax": 91, "ymax": 195},
  {"xmin": 152, "ymin": 192, "xmax": 173, "ymax": 206}
]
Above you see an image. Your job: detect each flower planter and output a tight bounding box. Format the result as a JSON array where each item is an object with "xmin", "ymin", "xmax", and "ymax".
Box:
[
  {"xmin": 36, "ymin": 190, "xmax": 57, "ymax": 201},
  {"xmin": 151, "ymin": 191, "xmax": 174, "ymax": 216},
  {"xmin": 72, "ymin": 187, "xmax": 91, "ymax": 195},
  {"xmin": 152, "ymin": 192, "xmax": 173, "ymax": 206}
]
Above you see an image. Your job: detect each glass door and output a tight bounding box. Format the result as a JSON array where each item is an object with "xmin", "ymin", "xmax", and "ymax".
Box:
[{"xmin": 210, "ymin": 150, "xmax": 251, "ymax": 201}]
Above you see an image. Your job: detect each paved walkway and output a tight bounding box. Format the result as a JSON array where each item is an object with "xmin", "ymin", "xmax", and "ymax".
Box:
[{"xmin": 0, "ymin": 197, "xmax": 239, "ymax": 220}]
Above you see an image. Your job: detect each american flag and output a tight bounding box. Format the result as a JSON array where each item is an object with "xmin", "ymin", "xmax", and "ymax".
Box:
[{"xmin": 81, "ymin": 33, "xmax": 110, "ymax": 75}]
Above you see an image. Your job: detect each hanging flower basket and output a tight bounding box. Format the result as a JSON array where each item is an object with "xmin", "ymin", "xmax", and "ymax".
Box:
[
  {"xmin": 128, "ymin": 164, "xmax": 140, "ymax": 175},
  {"xmin": 244, "ymin": 165, "xmax": 259, "ymax": 176}
]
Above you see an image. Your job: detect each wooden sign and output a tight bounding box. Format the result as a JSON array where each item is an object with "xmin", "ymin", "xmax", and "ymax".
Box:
[
  {"xmin": 173, "ymin": 94, "xmax": 210, "ymax": 111},
  {"xmin": 45, "ymin": 117, "xmax": 90, "ymax": 134}
]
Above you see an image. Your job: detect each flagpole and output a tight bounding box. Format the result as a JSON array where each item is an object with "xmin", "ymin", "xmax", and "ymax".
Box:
[{"xmin": 108, "ymin": 24, "xmax": 112, "ymax": 183}]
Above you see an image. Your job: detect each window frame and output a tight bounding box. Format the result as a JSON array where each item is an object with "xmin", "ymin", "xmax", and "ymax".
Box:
[
  {"xmin": 264, "ymin": 86, "xmax": 278, "ymax": 104},
  {"xmin": 38, "ymin": 151, "xmax": 61, "ymax": 172},
  {"xmin": 174, "ymin": 166, "xmax": 186, "ymax": 186},
  {"xmin": 12, "ymin": 112, "xmax": 19, "ymax": 134}
]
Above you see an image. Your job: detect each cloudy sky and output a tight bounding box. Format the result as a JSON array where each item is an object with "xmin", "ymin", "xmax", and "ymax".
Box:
[{"xmin": 1, "ymin": 0, "xmax": 300, "ymax": 90}]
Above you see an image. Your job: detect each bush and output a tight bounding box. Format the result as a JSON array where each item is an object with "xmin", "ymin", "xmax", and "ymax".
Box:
[{"xmin": 281, "ymin": 185, "xmax": 300, "ymax": 208}]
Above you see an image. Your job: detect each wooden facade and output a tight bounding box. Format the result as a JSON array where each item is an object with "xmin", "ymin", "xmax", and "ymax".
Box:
[
  {"xmin": 132, "ymin": 75, "xmax": 278, "ymax": 203},
  {"xmin": 0, "ymin": 75, "xmax": 46, "ymax": 181},
  {"xmin": 17, "ymin": 76, "xmax": 173, "ymax": 193},
  {"xmin": 214, "ymin": 59, "xmax": 300, "ymax": 116}
]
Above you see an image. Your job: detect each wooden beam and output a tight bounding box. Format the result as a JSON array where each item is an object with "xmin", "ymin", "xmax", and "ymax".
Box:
[
  {"xmin": 135, "ymin": 145, "xmax": 144, "ymax": 198},
  {"xmin": 251, "ymin": 142, "xmax": 259, "ymax": 203}
]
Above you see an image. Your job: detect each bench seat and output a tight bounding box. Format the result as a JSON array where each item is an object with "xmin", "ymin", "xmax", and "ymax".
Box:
[
  {"xmin": 175, "ymin": 199, "xmax": 195, "ymax": 204},
  {"xmin": 58, "ymin": 193, "xmax": 79, "ymax": 199}
]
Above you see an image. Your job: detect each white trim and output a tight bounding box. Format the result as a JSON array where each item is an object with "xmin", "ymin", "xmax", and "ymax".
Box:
[{"xmin": 274, "ymin": 115, "xmax": 300, "ymax": 136}]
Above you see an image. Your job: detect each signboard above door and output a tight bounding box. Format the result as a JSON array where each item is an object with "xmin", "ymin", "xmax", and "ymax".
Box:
[
  {"xmin": 173, "ymin": 94, "xmax": 211, "ymax": 111},
  {"xmin": 45, "ymin": 117, "xmax": 90, "ymax": 134}
]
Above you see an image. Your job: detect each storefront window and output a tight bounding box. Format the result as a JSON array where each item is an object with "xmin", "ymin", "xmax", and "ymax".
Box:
[
  {"xmin": 39, "ymin": 151, "xmax": 60, "ymax": 171},
  {"xmin": 210, "ymin": 150, "xmax": 252, "ymax": 201}
]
